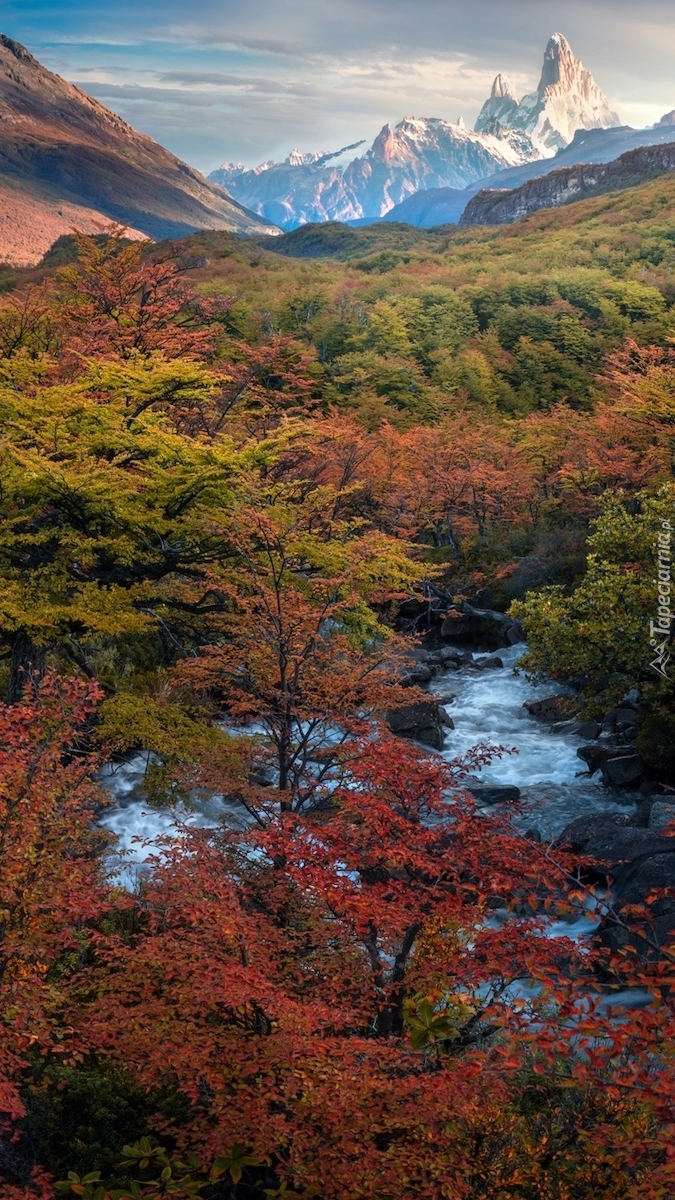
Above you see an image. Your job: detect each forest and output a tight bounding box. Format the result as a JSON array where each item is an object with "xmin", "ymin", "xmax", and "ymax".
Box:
[{"xmin": 1, "ymin": 169, "xmax": 675, "ymax": 1199}]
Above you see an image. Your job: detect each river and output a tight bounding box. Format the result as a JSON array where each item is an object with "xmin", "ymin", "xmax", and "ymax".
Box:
[{"xmin": 99, "ymin": 646, "xmax": 632, "ymax": 885}]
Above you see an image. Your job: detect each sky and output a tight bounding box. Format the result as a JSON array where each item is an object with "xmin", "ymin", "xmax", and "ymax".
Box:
[{"xmin": 2, "ymin": 0, "xmax": 675, "ymax": 174}]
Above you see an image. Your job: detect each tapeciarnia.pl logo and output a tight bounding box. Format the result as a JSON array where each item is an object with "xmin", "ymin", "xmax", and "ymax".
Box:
[{"xmin": 650, "ymin": 519, "xmax": 673, "ymax": 679}]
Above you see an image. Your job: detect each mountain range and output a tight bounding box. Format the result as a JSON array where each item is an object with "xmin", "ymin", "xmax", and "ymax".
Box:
[
  {"xmin": 380, "ymin": 116, "xmax": 675, "ymax": 227},
  {"xmin": 0, "ymin": 34, "xmax": 277, "ymax": 266},
  {"xmin": 210, "ymin": 34, "xmax": 624, "ymax": 229}
]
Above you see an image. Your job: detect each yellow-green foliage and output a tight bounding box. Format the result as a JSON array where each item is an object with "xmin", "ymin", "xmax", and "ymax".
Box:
[{"xmin": 175, "ymin": 175, "xmax": 675, "ymax": 421}]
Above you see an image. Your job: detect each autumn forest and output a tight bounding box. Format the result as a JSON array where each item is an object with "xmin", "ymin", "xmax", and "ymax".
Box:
[{"xmin": 3, "ymin": 171, "xmax": 675, "ymax": 1199}]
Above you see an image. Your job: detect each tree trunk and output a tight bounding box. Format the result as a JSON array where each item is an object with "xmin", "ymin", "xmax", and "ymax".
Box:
[{"xmin": 7, "ymin": 633, "xmax": 45, "ymax": 704}]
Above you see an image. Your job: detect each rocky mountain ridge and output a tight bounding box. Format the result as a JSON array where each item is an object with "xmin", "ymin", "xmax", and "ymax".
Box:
[
  {"xmin": 459, "ymin": 139, "xmax": 675, "ymax": 226},
  {"xmin": 211, "ymin": 34, "xmax": 620, "ymax": 229},
  {"xmin": 0, "ymin": 34, "xmax": 277, "ymax": 265},
  {"xmin": 210, "ymin": 115, "xmax": 537, "ymax": 228},
  {"xmin": 379, "ymin": 117, "xmax": 675, "ymax": 227}
]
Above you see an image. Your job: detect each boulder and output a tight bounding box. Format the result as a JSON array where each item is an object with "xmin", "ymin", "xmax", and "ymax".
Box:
[
  {"xmin": 577, "ymin": 719, "xmax": 601, "ymax": 741},
  {"xmin": 433, "ymin": 693, "xmax": 457, "ymax": 706},
  {"xmin": 386, "ymin": 701, "xmax": 445, "ymax": 751},
  {"xmin": 466, "ymin": 783, "xmax": 521, "ymax": 806},
  {"xmin": 474, "ymin": 655, "xmax": 504, "ymax": 670},
  {"xmin": 576, "ymin": 744, "xmax": 615, "ymax": 774},
  {"xmin": 557, "ymin": 813, "xmax": 635, "ymax": 853},
  {"xmin": 601, "ymin": 849, "xmax": 675, "ymax": 958},
  {"xmin": 506, "ymin": 624, "xmax": 526, "ymax": 645},
  {"xmin": 405, "ymin": 664, "xmax": 433, "ymax": 684},
  {"xmin": 601, "ymin": 754, "xmax": 644, "ymax": 788},
  {"xmin": 615, "ymin": 707, "xmax": 639, "ymax": 731},
  {"xmin": 582, "ymin": 828, "xmax": 671, "ymax": 874},
  {"xmin": 439, "ymin": 711, "xmax": 455, "ymax": 730},
  {"xmin": 550, "ymin": 718, "xmax": 583, "ymax": 736},
  {"xmin": 524, "ymin": 695, "xmax": 567, "ymax": 723},
  {"xmin": 649, "ymin": 802, "xmax": 675, "ymax": 832},
  {"xmin": 440, "ymin": 603, "xmax": 524, "ymax": 649}
]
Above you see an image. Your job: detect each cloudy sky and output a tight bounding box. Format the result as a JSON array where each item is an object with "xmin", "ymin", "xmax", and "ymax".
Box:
[{"xmin": 3, "ymin": 0, "xmax": 675, "ymax": 173}]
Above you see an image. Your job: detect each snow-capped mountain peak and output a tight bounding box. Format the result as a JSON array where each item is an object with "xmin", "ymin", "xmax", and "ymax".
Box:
[{"xmin": 476, "ymin": 33, "xmax": 619, "ymax": 156}]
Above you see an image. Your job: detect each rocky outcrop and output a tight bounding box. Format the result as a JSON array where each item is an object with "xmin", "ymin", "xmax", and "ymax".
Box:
[
  {"xmin": 386, "ymin": 700, "xmax": 446, "ymax": 751},
  {"xmin": 460, "ymin": 140, "xmax": 675, "ymax": 227},
  {"xmin": 558, "ymin": 810, "xmax": 675, "ymax": 959},
  {"xmin": 0, "ymin": 33, "xmax": 277, "ymax": 265},
  {"xmin": 439, "ymin": 601, "xmax": 525, "ymax": 649},
  {"xmin": 475, "ymin": 34, "xmax": 619, "ymax": 157},
  {"xmin": 465, "ymin": 782, "xmax": 521, "ymax": 806},
  {"xmin": 524, "ymin": 695, "xmax": 569, "ymax": 723}
]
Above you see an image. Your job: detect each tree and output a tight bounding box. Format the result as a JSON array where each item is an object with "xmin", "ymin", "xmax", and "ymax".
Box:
[
  {"xmin": 53, "ymin": 227, "xmax": 233, "ymax": 363},
  {"xmin": 0, "ymin": 676, "xmax": 109, "ymax": 1196},
  {"xmin": 173, "ymin": 491, "xmax": 426, "ymax": 819}
]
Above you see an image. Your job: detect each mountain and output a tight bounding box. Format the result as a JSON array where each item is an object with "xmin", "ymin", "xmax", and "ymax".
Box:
[
  {"xmin": 460, "ymin": 138, "xmax": 675, "ymax": 226},
  {"xmin": 475, "ymin": 33, "xmax": 619, "ymax": 156},
  {"xmin": 380, "ymin": 117, "xmax": 675, "ymax": 227},
  {"xmin": 210, "ymin": 117, "xmax": 538, "ymax": 228},
  {"xmin": 0, "ymin": 34, "xmax": 278, "ymax": 266},
  {"xmin": 210, "ymin": 33, "xmax": 618, "ymax": 231}
]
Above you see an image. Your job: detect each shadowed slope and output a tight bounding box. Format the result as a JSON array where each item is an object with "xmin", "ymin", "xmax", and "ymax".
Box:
[{"xmin": 0, "ymin": 34, "xmax": 278, "ymax": 264}]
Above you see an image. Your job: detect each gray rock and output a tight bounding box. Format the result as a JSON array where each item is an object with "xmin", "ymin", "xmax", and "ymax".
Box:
[
  {"xmin": 386, "ymin": 701, "xmax": 445, "ymax": 751},
  {"xmin": 466, "ymin": 783, "xmax": 521, "ymax": 806},
  {"xmin": 550, "ymin": 719, "xmax": 583, "ymax": 735},
  {"xmin": 601, "ymin": 754, "xmax": 643, "ymax": 788},
  {"xmin": 440, "ymin": 647, "xmax": 463, "ymax": 664},
  {"xmin": 557, "ymin": 813, "xmax": 635, "ymax": 853},
  {"xmin": 582, "ymin": 828, "xmax": 671, "ymax": 873},
  {"xmin": 615, "ymin": 708, "xmax": 638, "ymax": 731},
  {"xmin": 576, "ymin": 744, "xmax": 615, "ymax": 774},
  {"xmin": 474, "ymin": 655, "xmax": 504, "ymax": 670},
  {"xmin": 506, "ymin": 624, "xmax": 527, "ymax": 645},
  {"xmin": 524, "ymin": 695, "xmax": 567, "ymax": 722},
  {"xmin": 577, "ymin": 719, "xmax": 601, "ymax": 741},
  {"xmin": 439, "ymin": 711, "xmax": 455, "ymax": 730},
  {"xmin": 433, "ymin": 693, "xmax": 457, "ymax": 705},
  {"xmin": 649, "ymin": 802, "xmax": 675, "ymax": 832},
  {"xmin": 406, "ymin": 664, "xmax": 433, "ymax": 684}
]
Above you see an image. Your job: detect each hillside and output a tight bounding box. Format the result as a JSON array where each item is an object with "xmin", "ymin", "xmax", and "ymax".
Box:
[
  {"xmin": 0, "ymin": 34, "xmax": 278, "ymax": 265},
  {"xmin": 460, "ymin": 139, "xmax": 675, "ymax": 226}
]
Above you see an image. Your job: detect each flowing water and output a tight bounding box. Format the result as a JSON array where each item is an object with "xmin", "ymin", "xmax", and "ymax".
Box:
[
  {"xmin": 100, "ymin": 646, "xmax": 632, "ymax": 885},
  {"xmin": 438, "ymin": 645, "xmax": 631, "ymax": 842}
]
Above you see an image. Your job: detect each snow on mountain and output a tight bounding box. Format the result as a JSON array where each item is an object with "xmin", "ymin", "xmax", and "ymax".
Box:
[
  {"xmin": 209, "ymin": 33, "xmax": 620, "ymax": 229},
  {"xmin": 210, "ymin": 117, "xmax": 538, "ymax": 229},
  {"xmin": 476, "ymin": 33, "xmax": 619, "ymax": 156}
]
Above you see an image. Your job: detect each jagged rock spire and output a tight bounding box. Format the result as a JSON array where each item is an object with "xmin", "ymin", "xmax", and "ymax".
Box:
[
  {"xmin": 475, "ymin": 33, "xmax": 619, "ymax": 156},
  {"xmin": 491, "ymin": 74, "xmax": 519, "ymax": 103}
]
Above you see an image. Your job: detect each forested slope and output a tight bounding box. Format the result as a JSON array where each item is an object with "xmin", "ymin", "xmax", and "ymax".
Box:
[{"xmin": 1, "ymin": 175, "xmax": 675, "ymax": 1198}]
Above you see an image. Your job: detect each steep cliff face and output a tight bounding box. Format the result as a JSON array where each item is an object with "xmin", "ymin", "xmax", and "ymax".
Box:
[
  {"xmin": 475, "ymin": 33, "xmax": 619, "ymax": 156},
  {"xmin": 0, "ymin": 33, "xmax": 277, "ymax": 264},
  {"xmin": 459, "ymin": 140, "xmax": 675, "ymax": 226}
]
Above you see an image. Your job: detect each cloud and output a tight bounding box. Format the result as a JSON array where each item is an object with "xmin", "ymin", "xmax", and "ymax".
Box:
[{"xmin": 6, "ymin": 0, "xmax": 675, "ymax": 171}]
